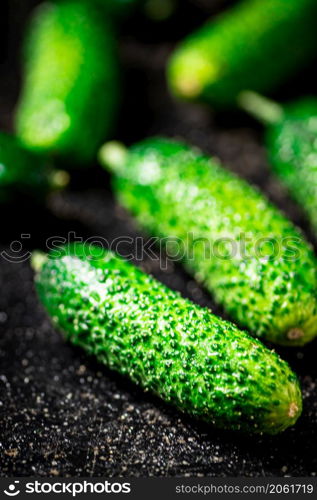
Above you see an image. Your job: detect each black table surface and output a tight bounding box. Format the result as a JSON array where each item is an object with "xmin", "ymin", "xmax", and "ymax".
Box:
[{"xmin": 1, "ymin": 0, "xmax": 317, "ymax": 477}]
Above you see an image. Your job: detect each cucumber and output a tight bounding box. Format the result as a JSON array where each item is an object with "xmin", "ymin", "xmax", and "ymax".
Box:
[
  {"xmin": 0, "ymin": 132, "xmax": 68, "ymax": 202},
  {"xmin": 268, "ymin": 99, "xmax": 317, "ymax": 234},
  {"xmin": 74, "ymin": 0, "xmax": 140, "ymax": 17},
  {"xmin": 99, "ymin": 137, "xmax": 317, "ymax": 346},
  {"xmin": 167, "ymin": 0, "xmax": 317, "ymax": 107},
  {"xmin": 240, "ymin": 92, "xmax": 317, "ymax": 234},
  {"xmin": 15, "ymin": 0, "xmax": 119, "ymax": 164},
  {"xmin": 33, "ymin": 243, "xmax": 302, "ymax": 434},
  {"xmin": 92, "ymin": 0, "xmax": 141, "ymax": 15}
]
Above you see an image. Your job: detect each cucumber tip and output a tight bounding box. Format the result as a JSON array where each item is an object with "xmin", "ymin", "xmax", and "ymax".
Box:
[
  {"xmin": 287, "ymin": 328, "xmax": 304, "ymax": 341},
  {"xmin": 288, "ymin": 401, "xmax": 300, "ymax": 419}
]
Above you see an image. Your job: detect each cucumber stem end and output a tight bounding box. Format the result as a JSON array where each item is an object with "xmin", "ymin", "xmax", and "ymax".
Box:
[
  {"xmin": 49, "ymin": 170, "xmax": 70, "ymax": 190},
  {"xmin": 31, "ymin": 251, "xmax": 47, "ymax": 273},
  {"xmin": 98, "ymin": 141, "xmax": 128, "ymax": 174},
  {"xmin": 288, "ymin": 402, "xmax": 300, "ymax": 419},
  {"xmin": 287, "ymin": 328, "xmax": 304, "ymax": 342},
  {"xmin": 238, "ymin": 91, "xmax": 284, "ymax": 125}
]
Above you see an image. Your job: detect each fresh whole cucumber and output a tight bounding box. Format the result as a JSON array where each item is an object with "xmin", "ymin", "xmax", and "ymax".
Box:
[
  {"xmin": 15, "ymin": 0, "xmax": 119, "ymax": 164},
  {"xmin": 0, "ymin": 132, "xmax": 68, "ymax": 202},
  {"xmin": 167, "ymin": 0, "xmax": 317, "ymax": 107},
  {"xmin": 240, "ymin": 92, "xmax": 317, "ymax": 234},
  {"xmin": 99, "ymin": 137, "xmax": 317, "ymax": 346},
  {"xmin": 33, "ymin": 243, "xmax": 302, "ymax": 434}
]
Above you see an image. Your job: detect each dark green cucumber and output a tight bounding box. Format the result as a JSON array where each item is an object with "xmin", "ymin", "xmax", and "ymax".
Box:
[
  {"xmin": 15, "ymin": 0, "xmax": 119, "ymax": 164},
  {"xmin": 0, "ymin": 132, "xmax": 68, "ymax": 202},
  {"xmin": 167, "ymin": 0, "xmax": 317, "ymax": 107},
  {"xmin": 34, "ymin": 243, "xmax": 302, "ymax": 434},
  {"xmin": 99, "ymin": 137, "xmax": 317, "ymax": 346},
  {"xmin": 240, "ymin": 92, "xmax": 317, "ymax": 234},
  {"xmin": 90, "ymin": 0, "xmax": 141, "ymax": 15}
]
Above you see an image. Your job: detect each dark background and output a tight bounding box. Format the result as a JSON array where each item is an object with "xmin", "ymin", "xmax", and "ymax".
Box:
[{"xmin": 1, "ymin": 0, "xmax": 317, "ymax": 477}]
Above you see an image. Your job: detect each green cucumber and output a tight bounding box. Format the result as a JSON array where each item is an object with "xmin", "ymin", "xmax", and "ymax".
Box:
[
  {"xmin": 167, "ymin": 0, "xmax": 317, "ymax": 107},
  {"xmin": 91, "ymin": 0, "xmax": 141, "ymax": 15},
  {"xmin": 0, "ymin": 132, "xmax": 68, "ymax": 202},
  {"xmin": 240, "ymin": 92, "xmax": 317, "ymax": 234},
  {"xmin": 15, "ymin": 0, "xmax": 119, "ymax": 164},
  {"xmin": 33, "ymin": 243, "xmax": 302, "ymax": 434},
  {"xmin": 99, "ymin": 137, "xmax": 317, "ymax": 346}
]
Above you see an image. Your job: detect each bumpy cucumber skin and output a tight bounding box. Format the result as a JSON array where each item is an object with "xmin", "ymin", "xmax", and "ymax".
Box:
[
  {"xmin": 15, "ymin": 1, "xmax": 118, "ymax": 164},
  {"xmin": 35, "ymin": 243, "xmax": 302, "ymax": 434},
  {"xmin": 267, "ymin": 99, "xmax": 317, "ymax": 233},
  {"xmin": 0, "ymin": 132, "xmax": 49, "ymax": 202},
  {"xmin": 168, "ymin": 0, "xmax": 317, "ymax": 107},
  {"xmin": 107, "ymin": 138, "xmax": 317, "ymax": 346}
]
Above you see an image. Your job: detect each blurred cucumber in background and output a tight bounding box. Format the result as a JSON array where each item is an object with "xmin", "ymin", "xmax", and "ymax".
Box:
[
  {"xmin": 88, "ymin": 0, "xmax": 142, "ymax": 16},
  {"xmin": 167, "ymin": 0, "xmax": 317, "ymax": 107},
  {"xmin": 15, "ymin": 0, "xmax": 119, "ymax": 165},
  {"xmin": 0, "ymin": 131, "xmax": 68, "ymax": 202},
  {"xmin": 240, "ymin": 92, "xmax": 317, "ymax": 235},
  {"xmin": 100, "ymin": 137, "xmax": 317, "ymax": 347}
]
